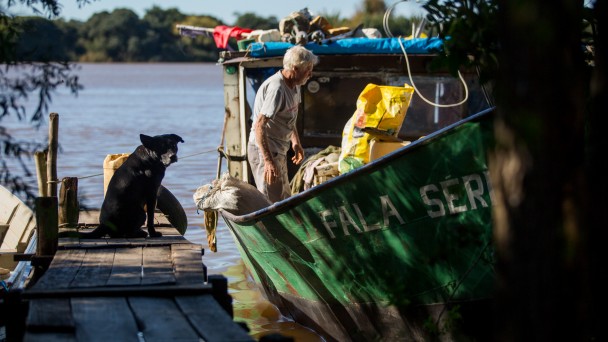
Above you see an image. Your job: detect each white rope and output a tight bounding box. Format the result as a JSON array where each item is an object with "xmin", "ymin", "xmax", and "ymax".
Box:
[
  {"xmin": 383, "ymin": 1, "xmax": 404, "ymax": 38},
  {"xmin": 398, "ymin": 37, "xmax": 469, "ymax": 108},
  {"xmin": 384, "ymin": 0, "xmax": 427, "ymax": 38},
  {"xmin": 66, "ymin": 148, "xmax": 218, "ymax": 181}
]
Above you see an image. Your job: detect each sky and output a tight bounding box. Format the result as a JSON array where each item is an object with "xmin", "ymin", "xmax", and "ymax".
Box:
[{"xmin": 8, "ymin": 0, "xmax": 427, "ymax": 24}]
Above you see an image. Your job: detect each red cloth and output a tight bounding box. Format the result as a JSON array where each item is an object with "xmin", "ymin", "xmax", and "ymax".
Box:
[{"xmin": 213, "ymin": 25, "xmax": 253, "ymax": 49}]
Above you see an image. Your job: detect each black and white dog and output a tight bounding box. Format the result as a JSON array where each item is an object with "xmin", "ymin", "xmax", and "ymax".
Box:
[{"xmin": 81, "ymin": 133, "xmax": 184, "ymax": 238}]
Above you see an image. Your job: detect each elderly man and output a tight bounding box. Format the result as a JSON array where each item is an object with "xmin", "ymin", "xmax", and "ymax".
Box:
[{"xmin": 247, "ymin": 45, "xmax": 319, "ymax": 203}]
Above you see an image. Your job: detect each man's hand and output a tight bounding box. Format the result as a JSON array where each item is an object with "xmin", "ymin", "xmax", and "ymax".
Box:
[
  {"xmin": 264, "ymin": 159, "xmax": 279, "ymax": 184},
  {"xmin": 292, "ymin": 144, "xmax": 304, "ymax": 165}
]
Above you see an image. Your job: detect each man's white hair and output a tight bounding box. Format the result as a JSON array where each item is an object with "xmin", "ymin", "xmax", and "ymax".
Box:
[{"xmin": 283, "ymin": 45, "xmax": 319, "ymax": 70}]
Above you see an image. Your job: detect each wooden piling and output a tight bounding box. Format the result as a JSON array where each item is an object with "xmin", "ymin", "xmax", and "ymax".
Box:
[
  {"xmin": 59, "ymin": 177, "xmax": 79, "ymax": 227},
  {"xmin": 47, "ymin": 113, "xmax": 59, "ymax": 197},
  {"xmin": 35, "ymin": 197, "xmax": 58, "ymax": 256},
  {"xmin": 34, "ymin": 151, "xmax": 48, "ymax": 197}
]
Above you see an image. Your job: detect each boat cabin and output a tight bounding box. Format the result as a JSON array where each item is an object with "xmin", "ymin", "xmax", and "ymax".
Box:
[{"xmin": 219, "ymin": 38, "xmax": 491, "ymax": 185}]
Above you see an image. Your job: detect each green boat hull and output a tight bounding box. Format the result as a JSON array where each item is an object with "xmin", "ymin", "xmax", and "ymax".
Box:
[{"xmin": 221, "ymin": 108, "xmax": 496, "ymax": 341}]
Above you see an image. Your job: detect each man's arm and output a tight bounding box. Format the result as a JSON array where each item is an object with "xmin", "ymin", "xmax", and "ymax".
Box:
[
  {"xmin": 253, "ymin": 114, "xmax": 279, "ymax": 184},
  {"xmin": 291, "ymin": 127, "xmax": 304, "ymax": 165}
]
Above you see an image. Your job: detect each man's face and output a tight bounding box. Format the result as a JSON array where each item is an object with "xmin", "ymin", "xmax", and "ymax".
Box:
[{"xmin": 294, "ymin": 64, "xmax": 313, "ymax": 86}]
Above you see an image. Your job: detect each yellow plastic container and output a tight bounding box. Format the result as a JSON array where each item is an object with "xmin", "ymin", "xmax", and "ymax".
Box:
[
  {"xmin": 369, "ymin": 139, "xmax": 411, "ymax": 161},
  {"xmin": 103, "ymin": 153, "xmax": 129, "ymax": 197}
]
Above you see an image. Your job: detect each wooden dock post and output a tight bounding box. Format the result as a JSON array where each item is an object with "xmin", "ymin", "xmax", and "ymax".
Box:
[
  {"xmin": 35, "ymin": 197, "xmax": 58, "ymax": 257},
  {"xmin": 208, "ymin": 275, "xmax": 234, "ymax": 318},
  {"xmin": 47, "ymin": 113, "xmax": 58, "ymax": 197},
  {"xmin": 34, "ymin": 151, "xmax": 48, "ymax": 197},
  {"xmin": 59, "ymin": 177, "xmax": 79, "ymax": 227}
]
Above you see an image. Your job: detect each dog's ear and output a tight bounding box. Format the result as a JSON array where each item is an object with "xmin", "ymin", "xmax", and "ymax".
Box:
[
  {"xmin": 170, "ymin": 134, "xmax": 184, "ymax": 144},
  {"xmin": 140, "ymin": 134, "xmax": 155, "ymax": 149}
]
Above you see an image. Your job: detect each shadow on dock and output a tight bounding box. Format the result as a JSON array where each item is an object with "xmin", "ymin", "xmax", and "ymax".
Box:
[{"xmin": 1, "ymin": 221, "xmax": 255, "ymax": 342}]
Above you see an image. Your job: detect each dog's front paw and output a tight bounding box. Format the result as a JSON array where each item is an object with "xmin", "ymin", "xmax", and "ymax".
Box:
[
  {"xmin": 128, "ymin": 229, "xmax": 149, "ymax": 238},
  {"xmin": 149, "ymin": 230, "xmax": 163, "ymax": 238}
]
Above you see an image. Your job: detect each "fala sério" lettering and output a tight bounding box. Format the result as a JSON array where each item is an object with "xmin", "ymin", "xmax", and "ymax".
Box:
[{"xmin": 317, "ymin": 171, "xmax": 493, "ymax": 239}]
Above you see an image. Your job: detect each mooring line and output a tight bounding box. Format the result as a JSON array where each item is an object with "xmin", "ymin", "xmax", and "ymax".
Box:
[
  {"xmin": 179, "ymin": 148, "xmax": 217, "ymax": 160},
  {"xmin": 58, "ymin": 147, "xmax": 220, "ymax": 181}
]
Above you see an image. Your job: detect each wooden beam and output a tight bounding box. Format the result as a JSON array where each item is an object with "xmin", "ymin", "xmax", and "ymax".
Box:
[
  {"xmin": 34, "ymin": 151, "xmax": 48, "ymax": 197},
  {"xmin": 23, "ymin": 283, "xmax": 213, "ymax": 299},
  {"xmin": 47, "ymin": 113, "xmax": 59, "ymax": 197},
  {"xmin": 35, "ymin": 197, "xmax": 58, "ymax": 257},
  {"xmin": 59, "ymin": 177, "xmax": 79, "ymax": 227}
]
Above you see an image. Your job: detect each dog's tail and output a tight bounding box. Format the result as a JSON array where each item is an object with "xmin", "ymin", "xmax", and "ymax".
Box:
[{"xmin": 57, "ymin": 224, "xmax": 110, "ymax": 239}]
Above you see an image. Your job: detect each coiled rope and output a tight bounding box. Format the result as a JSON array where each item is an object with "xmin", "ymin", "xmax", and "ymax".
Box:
[
  {"xmin": 384, "ymin": 0, "xmax": 469, "ymax": 108},
  {"xmin": 397, "ymin": 37, "xmax": 469, "ymax": 108}
]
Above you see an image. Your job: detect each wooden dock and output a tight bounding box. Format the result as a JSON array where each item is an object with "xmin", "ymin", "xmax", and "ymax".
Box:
[
  {"xmin": 2, "ymin": 115, "xmax": 257, "ymax": 341},
  {"xmin": 2, "ymin": 224, "xmax": 254, "ymax": 342}
]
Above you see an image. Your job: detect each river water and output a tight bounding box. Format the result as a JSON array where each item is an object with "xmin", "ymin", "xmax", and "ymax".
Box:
[{"xmin": 2, "ymin": 63, "xmax": 323, "ymax": 341}]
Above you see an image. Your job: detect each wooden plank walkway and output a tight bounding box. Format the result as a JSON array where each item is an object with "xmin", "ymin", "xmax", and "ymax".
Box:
[{"xmin": 11, "ymin": 225, "xmax": 253, "ymax": 342}]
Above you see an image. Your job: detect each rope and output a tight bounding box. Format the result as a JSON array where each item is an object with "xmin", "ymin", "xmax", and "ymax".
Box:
[
  {"xmin": 77, "ymin": 173, "xmax": 104, "ymax": 180},
  {"xmin": 180, "ymin": 148, "xmax": 218, "ymax": 160},
  {"xmin": 383, "ymin": 0, "xmax": 405, "ymax": 38},
  {"xmin": 204, "ymin": 210, "xmax": 218, "ymax": 252},
  {"xmin": 195, "ymin": 184, "xmax": 215, "ymax": 213},
  {"xmin": 384, "ymin": 1, "xmax": 428, "ymax": 38},
  {"xmin": 435, "ymin": 241, "xmax": 493, "ymax": 326},
  {"xmin": 194, "ymin": 181, "xmax": 220, "ymax": 253},
  {"xmin": 45, "ymin": 148, "xmax": 219, "ymax": 182},
  {"xmin": 385, "ymin": 1, "xmax": 469, "ymax": 108},
  {"xmin": 201, "ymin": 105, "xmax": 233, "ymax": 253},
  {"xmin": 398, "ymin": 37, "xmax": 469, "ymax": 108}
]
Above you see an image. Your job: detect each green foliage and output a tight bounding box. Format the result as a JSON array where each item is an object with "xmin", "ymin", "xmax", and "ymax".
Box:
[
  {"xmin": 234, "ymin": 12, "xmax": 278, "ymax": 30},
  {"xmin": 140, "ymin": 7, "xmax": 187, "ymax": 62},
  {"xmin": 363, "ymin": 0, "xmax": 387, "ymax": 15},
  {"xmin": 422, "ymin": 305, "xmax": 463, "ymax": 338},
  {"xmin": 1, "ymin": 9, "xmax": 20, "ymax": 62},
  {"xmin": 1, "ymin": 0, "xmax": 85, "ymax": 203},
  {"xmin": 15, "ymin": 16, "xmax": 73, "ymax": 61},
  {"xmin": 5, "ymin": 0, "xmax": 94, "ymax": 18},
  {"xmin": 10, "ymin": 7, "xmax": 228, "ymax": 62},
  {"xmin": 345, "ymin": 0, "xmax": 428, "ymax": 38},
  {"xmin": 423, "ymin": 0, "xmax": 499, "ymax": 83},
  {"xmin": 78, "ymin": 8, "xmax": 143, "ymax": 61}
]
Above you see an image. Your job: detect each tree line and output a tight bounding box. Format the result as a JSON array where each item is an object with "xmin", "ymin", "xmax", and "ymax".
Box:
[
  {"xmin": 14, "ymin": 7, "xmax": 224, "ymax": 62},
  {"xmin": 12, "ymin": 5, "xmax": 422, "ymax": 63}
]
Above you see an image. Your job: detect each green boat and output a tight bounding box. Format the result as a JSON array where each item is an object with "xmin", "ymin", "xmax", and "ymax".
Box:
[{"xmin": 215, "ymin": 37, "xmax": 495, "ymax": 341}]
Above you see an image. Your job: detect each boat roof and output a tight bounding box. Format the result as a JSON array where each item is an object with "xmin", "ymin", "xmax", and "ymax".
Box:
[
  {"xmin": 245, "ymin": 37, "xmax": 443, "ymax": 58},
  {"xmin": 220, "ymin": 37, "xmax": 444, "ymax": 64}
]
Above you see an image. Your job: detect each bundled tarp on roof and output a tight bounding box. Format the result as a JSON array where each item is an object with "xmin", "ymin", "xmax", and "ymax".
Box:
[{"xmin": 246, "ymin": 37, "xmax": 444, "ymax": 58}]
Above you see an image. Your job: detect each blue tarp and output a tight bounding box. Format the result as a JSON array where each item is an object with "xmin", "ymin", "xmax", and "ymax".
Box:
[{"xmin": 247, "ymin": 37, "xmax": 444, "ymax": 58}]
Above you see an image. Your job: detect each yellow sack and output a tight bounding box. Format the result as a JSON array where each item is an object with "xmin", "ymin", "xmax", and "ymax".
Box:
[
  {"xmin": 339, "ymin": 83, "xmax": 414, "ymax": 173},
  {"xmin": 204, "ymin": 210, "xmax": 218, "ymax": 252}
]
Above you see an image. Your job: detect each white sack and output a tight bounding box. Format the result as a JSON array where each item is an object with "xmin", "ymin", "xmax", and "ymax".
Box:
[{"xmin": 193, "ymin": 173, "xmax": 271, "ymax": 216}]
